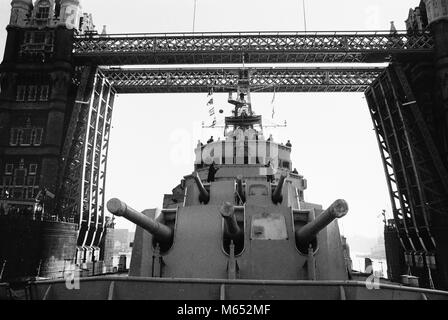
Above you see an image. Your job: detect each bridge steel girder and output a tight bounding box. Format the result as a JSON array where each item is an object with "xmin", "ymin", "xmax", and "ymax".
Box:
[
  {"xmin": 58, "ymin": 68, "xmax": 116, "ymax": 248},
  {"xmin": 73, "ymin": 31, "xmax": 434, "ymax": 65},
  {"xmin": 366, "ymin": 63, "xmax": 448, "ymax": 288},
  {"xmin": 100, "ymin": 67, "xmax": 384, "ymax": 94}
]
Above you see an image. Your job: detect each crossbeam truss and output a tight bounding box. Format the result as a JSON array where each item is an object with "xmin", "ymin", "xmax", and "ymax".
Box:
[
  {"xmin": 366, "ymin": 64, "xmax": 448, "ymax": 256},
  {"xmin": 101, "ymin": 67, "xmax": 384, "ymax": 93},
  {"xmin": 74, "ymin": 31, "xmax": 434, "ymax": 65}
]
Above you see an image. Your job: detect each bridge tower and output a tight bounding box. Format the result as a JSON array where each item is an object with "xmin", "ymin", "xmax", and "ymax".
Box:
[
  {"xmin": 424, "ymin": 0, "xmax": 448, "ymax": 167},
  {"xmin": 366, "ymin": 0, "xmax": 448, "ymax": 290},
  {"xmin": 0, "ymin": 0, "xmax": 113, "ymax": 280},
  {"xmin": 422, "ymin": 0, "xmax": 448, "ymax": 289}
]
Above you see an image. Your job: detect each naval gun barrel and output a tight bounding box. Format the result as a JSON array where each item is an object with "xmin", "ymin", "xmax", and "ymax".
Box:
[
  {"xmin": 272, "ymin": 173, "xmax": 287, "ymax": 204},
  {"xmin": 295, "ymin": 199, "xmax": 349, "ymax": 245},
  {"xmin": 194, "ymin": 172, "xmax": 210, "ymax": 204},
  {"xmin": 219, "ymin": 202, "xmax": 242, "ymax": 241},
  {"xmin": 107, "ymin": 198, "xmax": 173, "ymax": 243},
  {"xmin": 236, "ymin": 175, "xmax": 246, "ymax": 203}
]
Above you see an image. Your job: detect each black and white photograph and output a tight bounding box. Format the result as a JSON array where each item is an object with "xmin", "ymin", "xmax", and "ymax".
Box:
[{"xmin": 0, "ymin": 0, "xmax": 447, "ymax": 307}]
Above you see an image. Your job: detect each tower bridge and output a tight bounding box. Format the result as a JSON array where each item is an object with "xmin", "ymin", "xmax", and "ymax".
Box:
[{"xmin": 0, "ymin": 0, "xmax": 447, "ymax": 291}]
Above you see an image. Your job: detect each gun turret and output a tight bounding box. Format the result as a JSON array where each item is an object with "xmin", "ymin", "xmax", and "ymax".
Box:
[
  {"xmin": 219, "ymin": 202, "xmax": 243, "ymax": 241},
  {"xmin": 272, "ymin": 173, "xmax": 287, "ymax": 204},
  {"xmin": 194, "ymin": 172, "xmax": 210, "ymax": 204},
  {"xmin": 107, "ymin": 198, "xmax": 173, "ymax": 243},
  {"xmin": 236, "ymin": 175, "xmax": 246, "ymax": 203},
  {"xmin": 295, "ymin": 199, "xmax": 349, "ymax": 245}
]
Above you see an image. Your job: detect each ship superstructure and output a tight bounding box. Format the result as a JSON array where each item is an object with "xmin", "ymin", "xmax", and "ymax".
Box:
[{"xmin": 111, "ymin": 70, "xmax": 350, "ymax": 281}]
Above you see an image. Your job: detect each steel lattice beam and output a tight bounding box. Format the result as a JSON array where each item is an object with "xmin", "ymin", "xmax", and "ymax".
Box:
[
  {"xmin": 58, "ymin": 69, "xmax": 115, "ymax": 247},
  {"xmin": 366, "ymin": 64, "xmax": 448, "ymax": 254},
  {"xmin": 101, "ymin": 67, "xmax": 384, "ymax": 93},
  {"xmin": 74, "ymin": 31, "xmax": 434, "ymax": 65}
]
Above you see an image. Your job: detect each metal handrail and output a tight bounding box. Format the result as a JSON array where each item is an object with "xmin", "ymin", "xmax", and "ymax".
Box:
[
  {"xmin": 27, "ymin": 275, "xmax": 448, "ymax": 296},
  {"xmin": 100, "ymin": 66, "xmax": 386, "ymax": 72},
  {"xmin": 75, "ymin": 30, "xmax": 429, "ymax": 39}
]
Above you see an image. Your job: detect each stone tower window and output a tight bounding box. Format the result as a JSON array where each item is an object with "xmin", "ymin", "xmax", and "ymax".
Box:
[
  {"xmin": 39, "ymin": 85, "xmax": 50, "ymax": 101},
  {"xmin": 5, "ymin": 164, "xmax": 14, "ymax": 175},
  {"xmin": 23, "ymin": 31, "xmax": 53, "ymax": 46},
  {"xmin": 28, "ymin": 85, "xmax": 38, "ymax": 101},
  {"xmin": 1, "ymin": 160, "xmax": 39, "ymax": 200},
  {"xmin": 16, "ymin": 85, "xmax": 26, "ymax": 101},
  {"xmin": 9, "ymin": 127, "xmax": 44, "ymax": 147},
  {"xmin": 20, "ymin": 31, "xmax": 55, "ymax": 60},
  {"xmin": 29, "ymin": 164, "xmax": 38, "ymax": 175},
  {"xmin": 31, "ymin": 128, "xmax": 43, "ymax": 146},
  {"xmin": 20, "ymin": 128, "xmax": 33, "ymax": 146},
  {"xmin": 36, "ymin": 1, "xmax": 51, "ymax": 20},
  {"xmin": 9, "ymin": 128, "xmax": 20, "ymax": 146},
  {"xmin": 16, "ymin": 84, "xmax": 51, "ymax": 102}
]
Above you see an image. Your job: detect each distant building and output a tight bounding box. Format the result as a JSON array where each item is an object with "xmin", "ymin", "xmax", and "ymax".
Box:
[
  {"xmin": 110, "ymin": 229, "xmax": 134, "ymax": 254},
  {"xmin": 370, "ymin": 233, "xmax": 387, "ymax": 260}
]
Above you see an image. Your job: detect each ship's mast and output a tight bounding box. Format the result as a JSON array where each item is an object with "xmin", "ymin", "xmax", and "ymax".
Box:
[
  {"xmin": 225, "ymin": 69, "xmax": 263, "ymax": 134},
  {"xmin": 228, "ymin": 69, "xmax": 253, "ymax": 116}
]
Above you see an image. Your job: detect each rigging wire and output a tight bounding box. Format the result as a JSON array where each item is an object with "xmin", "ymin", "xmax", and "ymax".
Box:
[
  {"xmin": 302, "ymin": 0, "xmax": 308, "ymax": 32},
  {"xmin": 193, "ymin": 0, "xmax": 198, "ymax": 33}
]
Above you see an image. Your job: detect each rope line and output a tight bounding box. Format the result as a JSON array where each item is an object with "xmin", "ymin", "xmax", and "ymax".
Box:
[
  {"xmin": 193, "ymin": 0, "xmax": 198, "ymax": 33},
  {"xmin": 302, "ymin": 0, "xmax": 308, "ymax": 32}
]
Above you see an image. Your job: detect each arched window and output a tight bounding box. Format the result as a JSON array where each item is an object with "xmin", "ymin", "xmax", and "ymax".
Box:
[{"xmin": 36, "ymin": 0, "xmax": 51, "ymax": 20}]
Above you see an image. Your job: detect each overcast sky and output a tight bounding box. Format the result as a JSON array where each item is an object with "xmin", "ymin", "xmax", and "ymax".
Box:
[{"xmin": 0, "ymin": 0, "xmax": 421, "ymax": 244}]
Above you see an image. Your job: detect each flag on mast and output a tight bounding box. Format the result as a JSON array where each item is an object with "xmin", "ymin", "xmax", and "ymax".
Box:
[
  {"xmin": 271, "ymin": 87, "xmax": 276, "ymax": 119},
  {"xmin": 207, "ymin": 87, "xmax": 215, "ymax": 117},
  {"xmin": 205, "ymin": 87, "xmax": 217, "ymax": 127}
]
